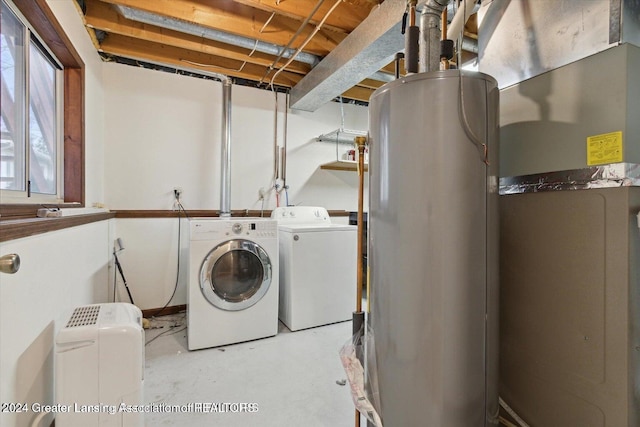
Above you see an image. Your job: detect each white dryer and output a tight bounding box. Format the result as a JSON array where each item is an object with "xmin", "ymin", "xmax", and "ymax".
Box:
[
  {"xmin": 272, "ymin": 207, "xmax": 357, "ymax": 331},
  {"xmin": 184, "ymin": 218, "xmax": 278, "ymax": 350}
]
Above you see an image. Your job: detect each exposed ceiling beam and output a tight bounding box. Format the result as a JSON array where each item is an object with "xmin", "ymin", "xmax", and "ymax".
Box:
[
  {"xmin": 231, "ymin": 0, "xmax": 375, "ymax": 33},
  {"xmin": 289, "ymin": 0, "xmax": 406, "ymax": 111},
  {"xmin": 97, "ymin": 0, "xmax": 345, "ymax": 56},
  {"xmin": 342, "ymin": 85, "xmax": 376, "ymax": 102},
  {"xmin": 84, "ymin": 0, "xmax": 311, "ymax": 75},
  {"xmin": 99, "ymin": 34, "xmax": 304, "ymax": 87}
]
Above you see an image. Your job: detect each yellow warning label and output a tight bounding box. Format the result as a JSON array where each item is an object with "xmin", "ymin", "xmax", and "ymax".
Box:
[{"xmin": 587, "ymin": 131, "xmax": 623, "ymax": 165}]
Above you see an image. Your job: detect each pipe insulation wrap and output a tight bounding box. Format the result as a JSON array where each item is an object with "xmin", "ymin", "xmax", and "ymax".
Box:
[{"xmin": 405, "ymin": 26, "xmax": 420, "ymax": 74}]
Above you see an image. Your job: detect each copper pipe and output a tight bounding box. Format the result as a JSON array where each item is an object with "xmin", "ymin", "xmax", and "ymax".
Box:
[
  {"xmin": 355, "ymin": 136, "xmax": 367, "ymax": 313},
  {"xmin": 354, "ymin": 135, "xmax": 367, "ymax": 427},
  {"xmin": 441, "ymin": 7, "xmax": 447, "ymax": 41},
  {"xmin": 409, "ymin": 0, "xmax": 416, "ymax": 27},
  {"xmin": 440, "ymin": 8, "xmax": 451, "ymax": 69}
]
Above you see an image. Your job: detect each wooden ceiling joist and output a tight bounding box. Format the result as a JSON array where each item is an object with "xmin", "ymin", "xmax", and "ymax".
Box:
[
  {"xmin": 100, "ymin": 33, "xmax": 303, "ymax": 87},
  {"xmin": 85, "ymin": 0, "xmax": 311, "ymax": 75},
  {"xmin": 340, "ymin": 85, "xmax": 375, "ymax": 103},
  {"xmin": 96, "ymin": 0, "xmax": 345, "ymax": 56},
  {"xmin": 230, "ymin": 0, "xmax": 376, "ymax": 34},
  {"xmin": 77, "ymin": 0, "xmax": 478, "ymax": 106}
]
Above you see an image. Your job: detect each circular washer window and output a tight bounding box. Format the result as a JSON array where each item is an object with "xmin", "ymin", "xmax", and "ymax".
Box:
[{"xmin": 200, "ymin": 239, "xmax": 272, "ymax": 311}]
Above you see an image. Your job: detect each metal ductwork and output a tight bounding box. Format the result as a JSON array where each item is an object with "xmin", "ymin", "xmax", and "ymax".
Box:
[
  {"xmin": 116, "ymin": 1, "xmax": 479, "ymax": 112},
  {"xmin": 219, "ymin": 78, "xmax": 232, "ymax": 217},
  {"xmin": 289, "ymin": 0, "xmax": 479, "ymax": 111},
  {"xmin": 419, "ymin": 0, "xmax": 450, "ymax": 72},
  {"xmin": 289, "ymin": 0, "xmax": 407, "ymax": 111},
  {"xmin": 115, "ymin": 5, "xmax": 320, "ymax": 67},
  {"xmin": 115, "ymin": 4, "xmax": 396, "ymax": 86}
]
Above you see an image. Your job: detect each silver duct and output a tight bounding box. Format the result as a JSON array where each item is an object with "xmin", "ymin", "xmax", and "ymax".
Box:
[
  {"xmin": 219, "ymin": 78, "xmax": 232, "ymax": 217},
  {"xmin": 116, "ymin": 4, "xmax": 396, "ymax": 84},
  {"xmin": 116, "ymin": 5, "xmax": 320, "ymax": 67},
  {"xmin": 419, "ymin": 0, "xmax": 449, "ymax": 72}
]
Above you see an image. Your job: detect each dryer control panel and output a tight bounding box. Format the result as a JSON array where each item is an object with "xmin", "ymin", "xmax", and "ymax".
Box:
[
  {"xmin": 190, "ymin": 219, "xmax": 277, "ymax": 240},
  {"xmin": 228, "ymin": 220, "xmax": 277, "ymax": 238}
]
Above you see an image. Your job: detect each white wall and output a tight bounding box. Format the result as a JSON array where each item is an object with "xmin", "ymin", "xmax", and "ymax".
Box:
[
  {"xmin": 48, "ymin": 0, "xmax": 105, "ymax": 206},
  {"xmin": 102, "ymin": 63, "xmax": 368, "ymax": 211},
  {"xmin": 102, "ymin": 64, "xmax": 369, "ymax": 309},
  {"xmin": 0, "ymin": 1, "xmax": 107, "ymax": 426}
]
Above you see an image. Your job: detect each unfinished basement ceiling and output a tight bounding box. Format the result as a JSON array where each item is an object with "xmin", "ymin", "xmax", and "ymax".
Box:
[{"xmin": 77, "ymin": 0, "xmax": 478, "ymax": 107}]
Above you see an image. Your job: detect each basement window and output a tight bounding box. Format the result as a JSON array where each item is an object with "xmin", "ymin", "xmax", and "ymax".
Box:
[
  {"xmin": 0, "ymin": 0, "xmax": 85, "ymax": 217},
  {"xmin": 1, "ymin": 0, "xmax": 63, "ymax": 202}
]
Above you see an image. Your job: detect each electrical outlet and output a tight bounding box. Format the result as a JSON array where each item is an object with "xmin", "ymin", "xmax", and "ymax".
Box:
[
  {"xmin": 258, "ymin": 187, "xmax": 266, "ymax": 200},
  {"xmin": 173, "ymin": 187, "xmax": 183, "ymax": 200}
]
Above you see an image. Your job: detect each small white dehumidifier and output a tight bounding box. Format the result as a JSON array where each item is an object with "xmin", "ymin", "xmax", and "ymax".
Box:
[{"xmin": 55, "ymin": 303, "xmax": 144, "ymax": 427}]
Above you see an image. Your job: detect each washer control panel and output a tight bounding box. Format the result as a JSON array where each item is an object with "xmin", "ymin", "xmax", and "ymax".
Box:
[{"xmin": 271, "ymin": 206, "xmax": 331, "ymax": 224}]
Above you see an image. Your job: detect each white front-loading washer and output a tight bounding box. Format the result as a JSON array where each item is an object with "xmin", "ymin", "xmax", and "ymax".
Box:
[
  {"xmin": 272, "ymin": 207, "xmax": 357, "ymax": 331},
  {"xmin": 184, "ymin": 218, "xmax": 278, "ymax": 350}
]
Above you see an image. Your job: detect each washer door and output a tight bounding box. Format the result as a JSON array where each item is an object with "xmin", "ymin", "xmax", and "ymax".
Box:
[{"xmin": 200, "ymin": 239, "xmax": 272, "ymax": 311}]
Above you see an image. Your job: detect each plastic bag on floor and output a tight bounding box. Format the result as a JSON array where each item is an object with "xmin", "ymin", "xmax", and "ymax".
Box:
[{"xmin": 339, "ymin": 323, "xmax": 383, "ymax": 427}]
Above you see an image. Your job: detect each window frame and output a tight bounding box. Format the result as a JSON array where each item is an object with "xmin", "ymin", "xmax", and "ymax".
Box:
[
  {"xmin": 0, "ymin": 0, "xmax": 84, "ymax": 218},
  {"xmin": 1, "ymin": 2, "xmax": 64, "ymax": 201}
]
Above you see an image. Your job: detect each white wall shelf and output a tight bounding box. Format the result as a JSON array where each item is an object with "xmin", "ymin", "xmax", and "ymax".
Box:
[{"xmin": 317, "ymin": 128, "xmax": 367, "ymax": 145}]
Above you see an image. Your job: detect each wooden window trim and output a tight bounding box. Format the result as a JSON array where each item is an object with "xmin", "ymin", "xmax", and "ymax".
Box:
[
  {"xmin": 0, "ymin": 212, "xmax": 114, "ymax": 243},
  {"xmin": 1, "ymin": 0, "xmax": 85, "ymax": 220}
]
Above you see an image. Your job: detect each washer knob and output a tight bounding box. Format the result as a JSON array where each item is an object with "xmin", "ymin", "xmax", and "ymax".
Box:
[{"xmin": 232, "ymin": 223, "xmax": 243, "ymax": 234}]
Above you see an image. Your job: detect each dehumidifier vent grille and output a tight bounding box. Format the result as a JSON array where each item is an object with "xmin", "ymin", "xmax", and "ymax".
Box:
[{"xmin": 66, "ymin": 305, "xmax": 101, "ymax": 327}]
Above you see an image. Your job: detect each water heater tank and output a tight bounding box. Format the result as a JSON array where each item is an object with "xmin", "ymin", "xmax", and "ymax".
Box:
[{"xmin": 368, "ymin": 70, "xmax": 500, "ymax": 426}]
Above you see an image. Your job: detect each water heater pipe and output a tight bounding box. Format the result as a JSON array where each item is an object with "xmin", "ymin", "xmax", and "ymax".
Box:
[
  {"xmin": 281, "ymin": 92, "xmax": 289, "ymax": 186},
  {"xmin": 394, "ymin": 52, "xmax": 404, "ymax": 79},
  {"xmin": 353, "ymin": 135, "xmax": 367, "ymax": 427},
  {"xmin": 404, "ymin": 0, "xmax": 420, "ymax": 74},
  {"xmin": 219, "ymin": 78, "xmax": 232, "ymax": 218},
  {"xmin": 440, "ymin": 7, "xmax": 450, "ymax": 70},
  {"xmin": 441, "ymin": 7, "xmax": 448, "ymax": 40},
  {"xmin": 419, "ymin": 0, "xmax": 449, "ymax": 72},
  {"xmin": 273, "ymin": 91, "xmax": 280, "ymax": 182},
  {"xmin": 355, "ymin": 136, "xmax": 367, "ymax": 312}
]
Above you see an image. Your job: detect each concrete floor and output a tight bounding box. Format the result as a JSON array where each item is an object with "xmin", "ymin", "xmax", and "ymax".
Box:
[{"xmin": 144, "ymin": 313, "xmax": 360, "ymax": 427}]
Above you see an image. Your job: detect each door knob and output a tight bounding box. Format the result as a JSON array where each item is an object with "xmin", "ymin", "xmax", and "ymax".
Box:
[{"xmin": 0, "ymin": 254, "xmax": 20, "ymax": 274}]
